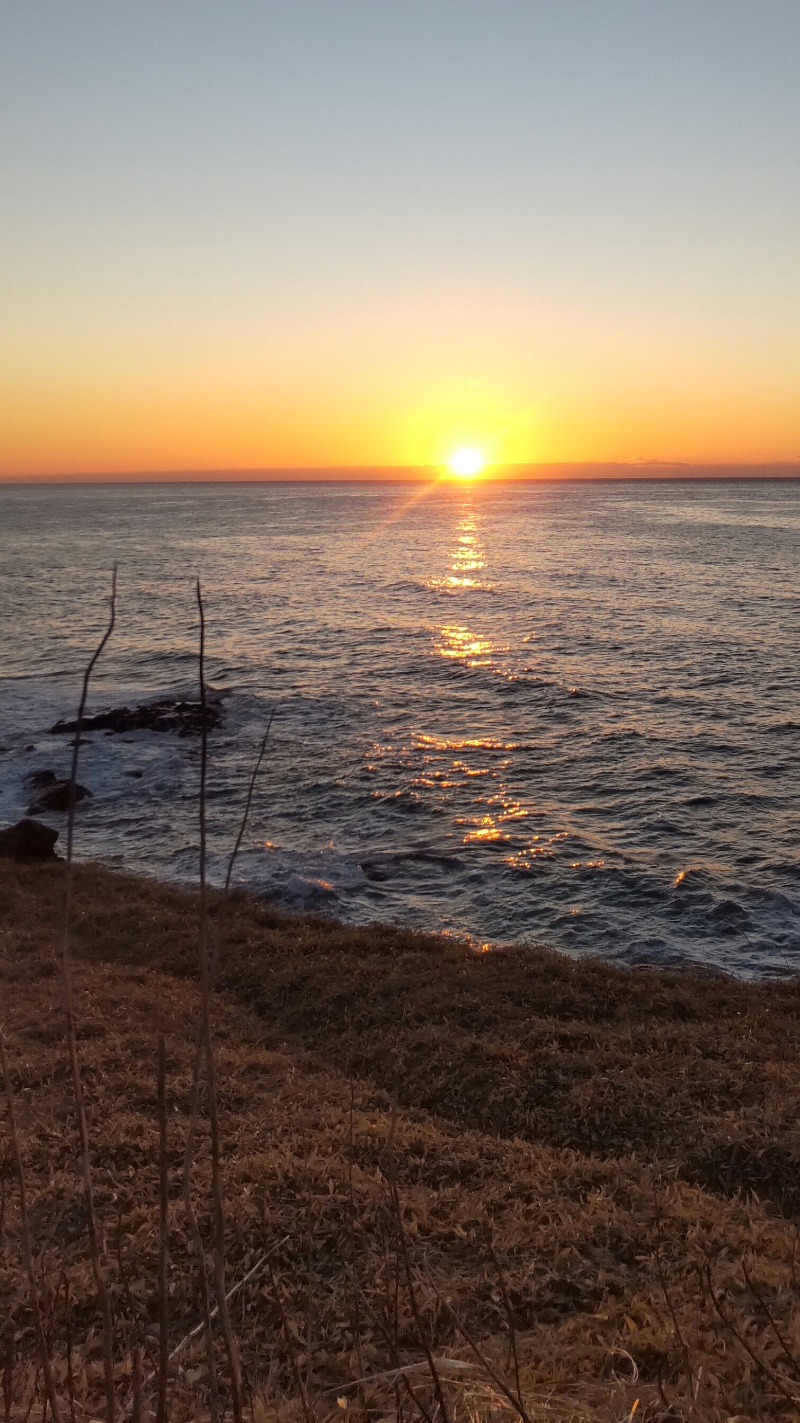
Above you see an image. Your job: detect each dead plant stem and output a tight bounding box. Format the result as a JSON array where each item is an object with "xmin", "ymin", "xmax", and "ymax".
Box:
[
  {"xmin": 0, "ymin": 1036, "xmax": 63, "ymax": 1423},
  {"xmin": 196, "ymin": 579, "xmax": 243, "ymax": 1423},
  {"xmin": 60, "ymin": 567, "xmax": 118, "ymax": 1423},
  {"xmin": 156, "ymin": 1035, "xmax": 170, "ymax": 1423}
]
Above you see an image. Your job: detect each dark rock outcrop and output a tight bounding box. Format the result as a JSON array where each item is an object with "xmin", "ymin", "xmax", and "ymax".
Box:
[
  {"xmin": 29, "ymin": 768, "xmax": 58, "ymax": 789},
  {"xmin": 28, "ymin": 780, "xmax": 92, "ymax": 814},
  {"xmin": 0, "ymin": 818, "xmax": 59, "ymax": 861},
  {"xmin": 50, "ymin": 696, "xmax": 222, "ymax": 738}
]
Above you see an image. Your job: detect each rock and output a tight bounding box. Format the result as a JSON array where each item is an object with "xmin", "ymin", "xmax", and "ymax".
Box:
[
  {"xmin": 50, "ymin": 695, "xmax": 222, "ymax": 738},
  {"xmin": 360, "ymin": 860, "xmax": 392, "ymax": 882},
  {"xmin": 0, "ymin": 819, "xmax": 59, "ymax": 861},
  {"xmin": 29, "ymin": 769, "xmax": 58, "ymax": 789},
  {"xmin": 28, "ymin": 780, "xmax": 93, "ymax": 814},
  {"xmin": 124, "ymin": 770, "xmax": 144, "ymax": 779}
]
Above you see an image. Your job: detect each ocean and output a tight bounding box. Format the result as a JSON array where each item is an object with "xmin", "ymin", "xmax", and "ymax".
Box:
[{"xmin": 1, "ymin": 478, "xmax": 798, "ymax": 978}]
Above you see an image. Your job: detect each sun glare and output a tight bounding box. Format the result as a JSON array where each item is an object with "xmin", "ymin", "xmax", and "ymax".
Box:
[{"xmin": 449, "ymin": 447, "xmax": 486, "ymax": 479}]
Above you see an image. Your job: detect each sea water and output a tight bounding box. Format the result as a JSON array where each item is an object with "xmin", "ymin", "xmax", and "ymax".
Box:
[{"xmin": 0, "ymin": 478, "xmax": 797, "ymax": 978}]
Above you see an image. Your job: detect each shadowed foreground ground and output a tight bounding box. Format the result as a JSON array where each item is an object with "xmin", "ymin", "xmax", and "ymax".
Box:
[{"xmin": 2, "ymin": 859, "xmax": 800, "ymax": 1422}]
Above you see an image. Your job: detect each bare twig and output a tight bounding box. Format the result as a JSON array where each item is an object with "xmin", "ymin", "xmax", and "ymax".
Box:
[
  {"xmin": 267, "ymin": 1260, "xmax": 314, "ymax": 1423},
  {"xmin": 179, "ymin": 620, "xmax": 221, "ymax": 1423},
  {"xmin": 703, "ymin": 1262, "xmax": 799, "ymax": 1408},
  {"xmin": 63, "ymin": 567, "xmax": 117, "ymax": 870},
  {"xmin": 653, "ymin": 1242, "xmax": 688, "ymax": 1362},
  {"xmin": 156, "ymin": 1035, "xmax": 170, "ymax": 1423},
  {"xmin": 741, "ymin": 1257, "xmax": 800, "ymax": 1381},
  {"xmin": 303, "ymin": 1227, "xmax": 315, "ymax": 1415},
  {"xmin": 650, "ymin": 1179, "xmax": 690, "ymax": 1379},
  {"xmin": 180, "ymin": 701, "xmax": 277, "ymax": 1287},
  {"xmin": 346, "ymin": 1078, "xmax": 367, "ymax": 1419},
  {"xmin": 118, "ymin": 1241, "xmax": 290, "ymax": 1423},
  {"xmin": 223, "ymin": 708, "xmax": 276, "ymax": 901},
  {"xmin": 167, "ymin": 1240, "xmax": 289, "ymax": 1366},
  {"xmin": 385, "ymin": 1109, "xmax": 451, "ymax": 1423},
  {"xmin": 362, "ymin": 1275, "xmax": 436, "ymax": 1423},
  {"xmin": 362, "ymin": 1201, "xmax": 437, "ymax": 1423},
  {"xmin": 20, "ymin": 1362, "xmax": 39, "ymax": 1423},
  {"xmin": 488, "ymin": 1242, "xmax": 524, "ymax": 1412},
  {"xmin": 2, "ymin": 1323, "xmax": 13, "ymax": 1423},
  {"xmin": 131, "ymin": 1347, "xmax": 143, "ymax": 1423},
  {"xmin": 426, "ymin": 1273, "xmax": 533, "ymax": 1423},
  {"xmin": 328, "ymin": 1359, "xmax": 479, "ymax": 1393},
  {"xmin": 196, "ymin": 579, "xmax": 243, "ymax": 1423},
  {"xmin": 60, "ymin": 567, "xmax": 118, "ymax": 1423},
  {"xmin": 114, "ymin": 1204, "xmax": 136, "ymax": 1321},
  {"xmin": 63, "ymin": 1275, "xmax": 76, "ymax": 1423},
  {"xmin": 0, "ymin": 1036, "xmax": 63, "ymax": 1423}
]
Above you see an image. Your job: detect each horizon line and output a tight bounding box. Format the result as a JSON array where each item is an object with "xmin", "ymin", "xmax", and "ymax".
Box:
[{"xmin": 2, "ymin": 459, "xmax": 800, "ymax": 486}]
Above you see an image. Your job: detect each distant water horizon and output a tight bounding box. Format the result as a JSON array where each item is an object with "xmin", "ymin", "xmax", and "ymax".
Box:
[
  {"xmin": 2, "ymin": 462, "xmax": 799, "ymax": 485},
  {"xmin": 1, "ymin": 478, "xmax": 798, "ymax": 979}
]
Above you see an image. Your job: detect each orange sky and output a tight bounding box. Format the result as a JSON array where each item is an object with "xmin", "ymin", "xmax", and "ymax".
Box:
[
  {"xmin": 1, "ymin": 5, "xmax": 798, "ymax": 480},
  {"xmin": 3, "ymin": 286, "xmax": 798, "ymax": 479}
]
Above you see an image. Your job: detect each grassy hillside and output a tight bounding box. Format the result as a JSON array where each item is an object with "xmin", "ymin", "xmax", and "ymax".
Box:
[{"xmin": 2, "ymin": 859, "xmax": 799, "ymax": 1422}]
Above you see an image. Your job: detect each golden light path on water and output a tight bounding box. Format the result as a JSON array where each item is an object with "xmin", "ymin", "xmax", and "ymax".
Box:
[{"xmin": 423, "ymin": 497, "xmax": 589, "ymax": 890}]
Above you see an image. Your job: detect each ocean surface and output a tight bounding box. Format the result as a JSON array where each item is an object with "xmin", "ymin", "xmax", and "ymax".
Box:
[{"xmin": 0, "ymin": 479, "xmax": 798, "ymax": 979}]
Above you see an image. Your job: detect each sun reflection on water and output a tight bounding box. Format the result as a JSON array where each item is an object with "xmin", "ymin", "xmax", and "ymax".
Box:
[
  {"xmin": 432, "ymin": 502, "xmax": 499, "ymax": 666},
  {"xmin": 370, "ymin": 496, "xmax": 578, "ymax": 890},
  {"xmin": 429, "ymin": 505, "xmax": 492, "ymax": 594},
  {"xmin": 437, "ymin": 623, "xmax": 493, "ymax": 664}
]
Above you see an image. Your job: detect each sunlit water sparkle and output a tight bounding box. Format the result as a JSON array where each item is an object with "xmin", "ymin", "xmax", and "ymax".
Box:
[{"xmin": 0, "ymin": 479, "xmax": 798, "ymax": 978}]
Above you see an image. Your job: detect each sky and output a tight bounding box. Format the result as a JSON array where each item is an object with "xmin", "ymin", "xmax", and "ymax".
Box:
[{"xmin": 1, "ymin": 0, "xmax": 798, "ymax": 479}]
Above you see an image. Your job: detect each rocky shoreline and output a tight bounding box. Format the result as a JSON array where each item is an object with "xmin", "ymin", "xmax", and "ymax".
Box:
[
  {"xmin": 0, "ymin": 692, "xmax": 225, "ymax": 844},
  {"xmin": 49, "ymin": 692, "xmax": 222, "ymax": 738}
]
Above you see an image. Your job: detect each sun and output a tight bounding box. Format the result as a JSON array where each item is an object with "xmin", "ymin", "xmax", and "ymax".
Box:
[{"xmin": 448, "ymin": 446, "xmax": 486, "ymax": 479}]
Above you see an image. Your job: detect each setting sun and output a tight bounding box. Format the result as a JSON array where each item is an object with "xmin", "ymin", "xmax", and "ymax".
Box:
[{"xmin": 448, "ymin": 447, "xmax": 486, "ymax": 479}]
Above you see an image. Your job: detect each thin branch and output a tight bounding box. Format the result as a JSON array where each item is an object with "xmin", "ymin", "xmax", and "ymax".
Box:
[
  {"xmin": 156, "ymin": 1035, "xmax": 170, "ymax": 1423},
  {"xmin": 741, "ymin": 1258, "xmax": 800, "ymax": 1381},
  {"xmin": 267, "ymin": 1260, "xmax": 314, "ymax": 1423},
  {"xmin": 360, "ymin": 1199, "xmax": 435, "ymax": 1423},
  {"xmin": 223, "ymin": 709, "xmax": 276, "ymax": 900},
  {"xmin": 426, "ymin": 1274, "xmax": 533, "ymax": 1423},
  {"xmin": 207, "ymin": 706, "xmax": 275, "ymax": 981},
  {"xmin": 0, "ymin": 1036, "xmax": 63, "ymax": 1423},
  {"xmin": 131, "ymin": 1347, "xmax": 143, "ymax": 1423},
  {"xmin": 703, "ymin": 1263, "xmax": 799, "ymax": 1408},
  {"xmin": 650, "ymin": 1180, "xmax": 690, "ymax": 1375},
  {"xmin": 328, "ymin": 1359, "xmax": 479, "ymax": 1393},
  {"xmin": 119, "ymin": 1242, "xmax": 290, "ymax": 1423},
  {"xmin": 196, "ymin": 578, "xmax": 243, "ymax": 1423},
  {"xmin": 179, "ymin": 1182, "xmax": 220, "ymax": 1422},
  {"xmin": 60, "ymin": 567, "xmax": 118, "ymax": 1423},
  {"xmin": 346, "ymin": 1078, "xmax": 367, "ymax": 1419},
  {"xmin": 180, "ymin": 703, "xmax": 276, "ymax": 1297},
  {"xmin": 64, "ymin": 567, "xmax": 117, "ymax": 869},
  {"xmin": 178, "ymin": 597, "xmax": 221, "ymax": 1423},
  {"xmin": 20, "ymin": 1361, "xmax": 39, "ymax": 1423},
  {"xmin": 63, "ymin": 1275, "xmax": 76, "ymax": 1423},
  {"xmin": 167, "ymin": 1240, "xmax": 289, "ymax": 1365},
  {"xmin": 2, "ymin": 1321, "xmax": 14, "ymax": 1423},
  {"xmin": 653, "ymin": 1242, "xmax": 688, "ymax": 1362},
  {"xmin": 487, "ymin": 1242, "xmax": 523, "ymax": 1412},
  {"xmin": 386, "ymin": 1114, "xmax": 451, "ymax": 1423}
]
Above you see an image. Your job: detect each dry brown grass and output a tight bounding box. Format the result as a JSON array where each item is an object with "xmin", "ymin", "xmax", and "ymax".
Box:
[{"xmin": 2, "ymin": 858, "xmax": 800, "ymax": 1422}]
